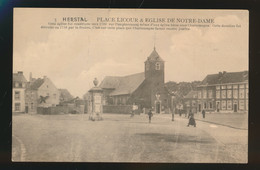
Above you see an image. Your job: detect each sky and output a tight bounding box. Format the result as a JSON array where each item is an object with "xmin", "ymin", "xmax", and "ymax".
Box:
[{"xmin": 13, "ymin": 9, "xmax": 248, "ymax": 98}]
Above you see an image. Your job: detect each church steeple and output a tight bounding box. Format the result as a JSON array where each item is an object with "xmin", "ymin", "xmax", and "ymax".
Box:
[{"xmin": 144, "ymin": 47, "xmax": 165, "ymax": 82}]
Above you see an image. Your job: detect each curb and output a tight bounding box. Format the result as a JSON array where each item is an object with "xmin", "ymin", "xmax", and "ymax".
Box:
[{"xmin": 192, "ymin": 117, "xmax": 248, "ymax": 130}]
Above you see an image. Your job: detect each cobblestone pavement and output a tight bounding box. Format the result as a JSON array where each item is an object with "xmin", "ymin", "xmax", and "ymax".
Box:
[{"xmin": 12, "ymin": 113, "xmax": 247, "ymax": 163}]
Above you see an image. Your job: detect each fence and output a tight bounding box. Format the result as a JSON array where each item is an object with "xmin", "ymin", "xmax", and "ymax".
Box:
[
  {"xmin": 103, "ymin": 105, "xmax": 133, "ymax": 114},
  {"xmin": 37, "ymin": 105, "xmax": 85, "ymax": 115}
]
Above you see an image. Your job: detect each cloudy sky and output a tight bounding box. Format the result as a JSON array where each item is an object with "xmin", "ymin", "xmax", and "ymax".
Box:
[{"xmin": 13, "ymin": 9, "xmax": 248, "ymax": 97}]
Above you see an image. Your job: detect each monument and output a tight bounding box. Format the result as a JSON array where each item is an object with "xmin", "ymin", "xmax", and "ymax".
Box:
[{"xmin": 88, "ymin": 78, "xmax": 103, "ymax": 121}]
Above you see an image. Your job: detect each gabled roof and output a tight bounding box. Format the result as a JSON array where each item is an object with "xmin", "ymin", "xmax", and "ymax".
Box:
[
  {"xmin": 145, "ymin": 47, "xmax": 164, "ymax": 62},
  {"xmin": 184, "ymin": 90, "xmax": 197, "ymax": 99},
  {"xmin": 200, "ymin": 71, "xmax": 248, "ymax": 86},
  {"xmin": 59, "ymin": 89, "xmax": 73, "ymax": 100},
  {"xmin": 27, "ymin": 78, "xmax": 44, "ymax": 90},
  {"xmin": 99, "ymin": 72, "xmax": 145, "ymax": 96},
  {"xmin": 13, "ymin": 73, "xmax": 27, "ymax": 82}
]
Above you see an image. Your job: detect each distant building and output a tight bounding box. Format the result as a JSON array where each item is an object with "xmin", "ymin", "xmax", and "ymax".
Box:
[
  {"xmin": 59, "ymin": 89, "xmax": 73, "ymax": 102},
  {"xmin": 12, "ymin": 71, "xmax": 27, "ymax": 113},
  {"xmin": 183, "ymin": 90, "xmax": 198, "ymax": 113},
  {"xmin": 98, "ymin": 47, "xmax": 169, "ymax": 113},
  {"xmin": 25, "ymin": 75, "xmax": 60, "ymax": 113},
  {"xmin": 197, "ymin": 71, "xmax": 248, "ymax": 113}
]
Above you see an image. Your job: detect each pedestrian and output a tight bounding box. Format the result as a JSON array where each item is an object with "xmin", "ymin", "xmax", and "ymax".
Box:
[
  {"xmin": 148, "ymin": 109, "xmax": 153, "ymax": 123},
  {"xmin": 187, "ymin": 110, "xmax": 196, "ymax": 127},
  {"xmin": 130, "ymin": 103, "xmax": 135, "ymax": 117},
  {"xmin": 202, "ymin": 109, "xmax": 206, "ymax": 118}
]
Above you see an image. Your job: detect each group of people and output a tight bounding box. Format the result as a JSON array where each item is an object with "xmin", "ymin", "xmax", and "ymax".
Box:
[{"xmin": 130, "ymin": 103, "xmax": 206, "ymax": 126}]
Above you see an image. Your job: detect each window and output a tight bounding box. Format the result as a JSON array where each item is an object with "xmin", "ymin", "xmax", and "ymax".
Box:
[
  {"xmin": 239, "ymin": 100, "xmax": 244, "ymax": 110},
  {"xmin": 31, "ymin": 103, "xmax": 34, "ymax": 110},
  {"xmin": 216, "ymin": 90, "xmax": 220, "ymax": 99},
  {"xmin": 208, "ymin": 90, "xmax": 213, "ymax": 98},
  {"xmin": 198, "ymin": 91, "xmax": 202, "ymax": 99},
  {"xmin": 15, "ymin": 82, "xmax": 19, "ymax": 87},
  {"xmin": 221, "ymin": 85, "xmax": 226, "ymax": 89},
  {"xmin": 203, "ymin": 90, "xmax": 207, "ymax": 99},
  {"xmin": 204, "ymin": 102, "xmax": 207, "ymax": 109},
  {"xmin": 233, "ymin": 85, "xmax": 238, "ymax": 89},
  {"xmin": 239, "ymin": 84, "xmax": 245, "ymax": 89},
  {"xmin": 227, "ymin": 90, "xmax": 232, "ymax": 98},
  {"xmin": 222, "ymin": 100, "xmax": 226, "ymax": 110},
  {"xmin": 192, "ymin": 100, "xmax": 196, "ymax": 106},
  {"xmin": 233, "ymin": 90, "xmax": 238, "ymax": 99},
  {"xmin": 155, "ymin": 62, "xmax": 160, "ymax": 70},
  {"xmin": 15, "ymin": 91, "xmax": 20, "ymax": 100},
  {"xmin": 15, "ymin": 103, "xmax": 20, "ymax": 111},
  {"xmin": 239, "ymin": 89, "xmax": 245, "ymax": 98},
  {"xmin": 216, "ymin": 86, "xmax": 220, "ymax": 90},
  {"xmin": 19, "ymin": 83, "xmax": 22, "ymax": 87},
  {"xmin": 227, "ymin": 100, "xmax": 232, "ymax": 110},
  {"xmin": 227, "ymin": 85, "xmax": 232, "ymax": 89},
  {"xmin": 209, "ymin": 102, "xmax": 213, "ymax": 109},
  {"xmin": 221, "ymin": 90, "xmax": 226, "ymax": 99}
]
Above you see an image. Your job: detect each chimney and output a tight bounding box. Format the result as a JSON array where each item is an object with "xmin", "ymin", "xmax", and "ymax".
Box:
[
  {"xmin": 223, "ymin": 71, "xmax": 226, "ymax": 75},
  {"xmin": 18, "ymin": 71, "xmax": 23, "ymax": 75}
]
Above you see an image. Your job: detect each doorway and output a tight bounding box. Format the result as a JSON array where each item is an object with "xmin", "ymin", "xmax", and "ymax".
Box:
[
  {"xmin": 234, "ymin": 104, "xmax": 237, "ymax": 112},
  {"xmin": 156, "ymin": 102, "xmax": 161, "ymax": 114},
  {"xmin": 25, "ymin": 106, "xmax": 28, "ymax": 113}
]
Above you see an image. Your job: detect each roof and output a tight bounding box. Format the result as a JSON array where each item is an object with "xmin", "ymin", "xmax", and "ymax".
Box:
[
  {"xmin": 99, "ymin": 72, "xmax": 145, "ymax": 96},
  {"xmin": 13, "ymin": 73, "xmax": 27, "ymax": 82},
  {"xmin": 27, "ymin": 78, "xmax": 44, "ymax": 90},
  {"xmin": 59, "ymin": 89, "xmax": 73, "ymax": 99},
  {"xmin": 184, "ymin": 90, "xmax": 197, "ymax": 99},
  {"xmin": 145, "ymin": 47, "xmax": 164, "ymax": 62},
  {"xmin": 200, "ymin": 71, "xmax": 248, "ymax": 86}
]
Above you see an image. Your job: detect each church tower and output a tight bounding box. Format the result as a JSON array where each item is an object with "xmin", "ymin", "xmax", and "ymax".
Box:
[
  {"xmin": 144, "ymin": 47, "xmax": 165, "ymax": 86},
  {"xmin": 144, "ymin": 47, "xmax": 166, "ymax": 113}
]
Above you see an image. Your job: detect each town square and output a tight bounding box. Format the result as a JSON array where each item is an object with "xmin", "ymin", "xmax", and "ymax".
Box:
[{"xmin": 12, "ymin": 9, "xmax": 248, "ymax": 163}]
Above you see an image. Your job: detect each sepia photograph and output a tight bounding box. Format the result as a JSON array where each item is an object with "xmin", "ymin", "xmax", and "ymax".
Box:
[{"xmin": 12, "ymin": 8, "xmax": 248, "ymax": 163}]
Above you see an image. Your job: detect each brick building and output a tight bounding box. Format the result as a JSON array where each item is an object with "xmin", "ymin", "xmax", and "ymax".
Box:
[
  {"xmin": 25, "ymin": 75, "xmax": 60, "ymax": 113},
  {"xmin": 12, "ymin": 71, "xmax": 27, "ymax": 113},
  {"xmin": 98, "ymin": 47, "xmax": 170, "ymax": 113},
  {"xmin": 197, "ymin": 71, "xmax": 248, "ymax": 113}
]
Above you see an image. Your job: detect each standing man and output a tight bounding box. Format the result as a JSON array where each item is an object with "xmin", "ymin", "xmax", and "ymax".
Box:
[
  {"xmin": 202, "ymin": 109, "xmax": 206, "ymax": 118},
  {"xmin": 148, "ymin": 109, "xmax": 153, "ymax": 123}
]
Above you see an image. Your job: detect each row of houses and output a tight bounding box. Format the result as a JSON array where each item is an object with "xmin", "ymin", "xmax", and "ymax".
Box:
[
  {"xmin": 12, "ymin": 72, "xmax": 73, "ymax": 113},
  {"xmin": 184, "ymin": 71, "xmax": 248, "ymax": 113}
]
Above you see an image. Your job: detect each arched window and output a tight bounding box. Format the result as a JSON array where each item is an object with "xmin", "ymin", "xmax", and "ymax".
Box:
[{"xmin": 155, "ymin": 62, "xmax": 160, "ymax": 70}]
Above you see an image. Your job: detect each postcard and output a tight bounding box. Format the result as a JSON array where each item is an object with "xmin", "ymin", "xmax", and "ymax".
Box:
[{"xmin": 12, "ymin": 8, "xmax": 248, "ymax": 163}]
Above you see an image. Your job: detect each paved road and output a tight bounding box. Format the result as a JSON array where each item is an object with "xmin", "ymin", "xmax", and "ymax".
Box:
[{"xmin": 12, "ymin": 113, "xmax": 247, "ymax": 163}]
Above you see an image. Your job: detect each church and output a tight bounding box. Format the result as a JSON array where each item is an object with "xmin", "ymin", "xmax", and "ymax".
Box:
[{"xmin": 99, "ymin": 47, "xmax": 170, "ymax": 113}]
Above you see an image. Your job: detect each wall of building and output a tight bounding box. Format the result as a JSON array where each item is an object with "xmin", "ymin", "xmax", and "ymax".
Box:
[
  {"xmin": 12, "ymin": 88, "xmax": 26, "ymax": 112},
  {"xmin": 37, "ymin": 78, "xmax": 60, "ymax": 107},
  {"xmin": 25, "ymin": 90, "xmax": 38, "ymax": 113}
]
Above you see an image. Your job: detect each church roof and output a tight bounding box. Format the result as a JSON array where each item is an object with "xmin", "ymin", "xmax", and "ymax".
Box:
[
  {"xmin": 200, "ymin": 71, "xmax": 248, "ymax": 86},
  {"xmin": 145, "ymin": 47, "xmax": 164, "ymax": 62},
  {"xmin": 99, "ymin": 72, "xmax": 145, "ymax": 96}
]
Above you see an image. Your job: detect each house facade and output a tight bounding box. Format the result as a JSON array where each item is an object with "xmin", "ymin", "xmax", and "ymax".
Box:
[
  {"xmin": 197, "ymin": 71, "xmax": 248, "ymax": 113},
  {"xmin": 183, "ymin": 90, "xmax": 198, "ymax": 114},
  {"xmin": 12, "ymin": 71, "xmax": 27, "ymax": 113},
  {"xmin": 98, "ymin": 47, "xmax": 170, "ymax": 113},
  {"xmin": 25, "ymin": 75, "xmax": 60, "ymax": 113}
]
